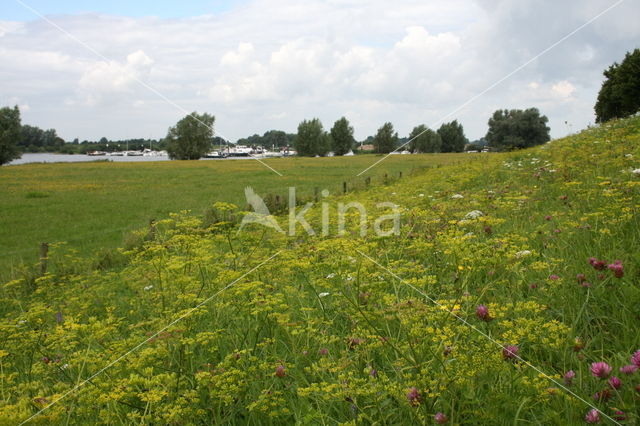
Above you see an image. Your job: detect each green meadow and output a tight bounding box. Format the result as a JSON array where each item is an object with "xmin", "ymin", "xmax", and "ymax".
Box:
[{"xmin": 0, "ymin": 153, "xmax": 470, "ymax": 279}]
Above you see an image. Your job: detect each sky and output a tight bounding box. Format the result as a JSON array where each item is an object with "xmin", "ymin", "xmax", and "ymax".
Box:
[{"xmin": 0, "ymin": 0, "xmax": 638, "ymax": 143}]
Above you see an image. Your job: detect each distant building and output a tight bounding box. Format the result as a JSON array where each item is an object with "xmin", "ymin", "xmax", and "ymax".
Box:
[{"xmin": 359, "ymin": 144, "xmax": 375, "ymax": 151}]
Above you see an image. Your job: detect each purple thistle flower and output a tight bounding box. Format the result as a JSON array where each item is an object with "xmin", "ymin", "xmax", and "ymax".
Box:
[
  {"xmin": 576, "ymin": 273, "xmax": 586, "ymax": 283},
  {"xmin": 589, "ymin": 257, "xmax": 606, "ymax": 271},
  {"xmin": 619, "ymin": 364, "xmax": 638, "ymax": 375},
  {"xmin": 607, "ymin": 260, "xmax": 624, "ymax": 278},
  {"xmin": 476, "ymin": 304, "xmax": 491, "ymax": 321},
  {"xmin": 434, "ymin": 412, "xmax": 448, "ymax": 424},
  {"xmin": 584, "ymin": 408, "xmax": 601, "ymax": 424},
  {"xmin": 593, "ymin": 389, "xmax": 611, "ymax": 402},
  {"xmin": 613, "ymin": 411, "xmax": 626, "ymax": 421},
  {"xmin": 590, "ymin": 362, "xmax": 612, "ymax": 379},
  {"xmin": 608, "ymin": 376, "xmax": 622, "ymax": 389},
  {"xmin": 406, "ymin": 387, "xmax": 421, "ymax": 406},
  {"xmin": 563, "ymin": 370, "xmax": 575, "ymax": 385},
  {"xmin": 631, "ymin": 350, "xmax": 640, "ymax": 367},
  {"xmin": 502, "ymin": 345, "xmax": 519, "ymax": 360},
  {"xmin": 549, "ymin": 274, "xmax": 560, "ymax": 281}
]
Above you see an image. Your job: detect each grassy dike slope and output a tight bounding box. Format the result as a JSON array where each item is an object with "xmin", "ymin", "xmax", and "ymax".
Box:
[{"xmin": 1, "ymin": 117, "xmax": 639, "ymax": 424}]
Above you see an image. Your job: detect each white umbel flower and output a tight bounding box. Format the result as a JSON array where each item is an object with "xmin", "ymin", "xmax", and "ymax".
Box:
[{"xmin": 464, "ymin": 210, "xmax": 484, "ymax": 220}]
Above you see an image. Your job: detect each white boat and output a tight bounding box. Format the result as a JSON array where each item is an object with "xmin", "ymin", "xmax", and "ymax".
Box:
[
  {"xmin": 227, "ymin": 145, "xmax": 253, "ymax": 157},
  {"xmin": 204, "ymin": 151, "xmax": 227, "ymax": 158}
]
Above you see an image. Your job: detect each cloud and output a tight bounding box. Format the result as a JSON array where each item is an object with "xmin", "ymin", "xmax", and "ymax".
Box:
[
  {"xmin": 78, "ymin": 50, "xmax": 154, "ymax": 105},
  {"xmin": 0, "ymin": 0, "xmax": 638, "ymax": 141}
]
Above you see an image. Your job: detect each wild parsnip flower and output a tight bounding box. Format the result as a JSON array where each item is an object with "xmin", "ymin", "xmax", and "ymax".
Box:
[
  {"xmin": 434, "ymin": 412, "xmax": 448, "ymax": 424},
  {"xmin": 502, "ymin": 345, "xmax": 519, "ymax": 360},
  {"xmin": 608, "ymin": 376, "xmax": 622, "ymax": 389},
  {"xmin": 607, "ymin": 260, "xmax": 623, "ymax": 278},
  {"xmin": 563, "ymin": 370, "xmax": 575, "ymax": 385},
  {"xmin": 406, "ymin": 387, "xmax": 421, "ymax": 406},
  {"xmin": 590, "ymin": 362, "xmax": 612, "ymax": 379},
  {"xmin": 584, "ymin": 408, "xmax": 601, "ymax": 424}
]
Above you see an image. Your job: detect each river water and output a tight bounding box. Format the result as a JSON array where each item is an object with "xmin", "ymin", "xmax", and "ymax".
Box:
[{"xmin": 6, "ymin": 153, "xmax": 263, "ymax": 165}]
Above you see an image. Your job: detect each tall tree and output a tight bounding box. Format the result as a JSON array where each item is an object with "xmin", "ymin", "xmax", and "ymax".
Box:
[
  {"xmin": 373, "ymin": 122, "xmax": 398, "ymax": 154},
  {"xmin": 329, "ymin": 117, "xmax": 355, "ymax": 155},
  {"xmin": 294, "ymin": 118, "xmax": 329, "ymax": 156},
  {"xmin": 408, "ymin": 124, "xmax": 441, "ymax": 153},
  {"xmin": 0, "ymin": 106, "xmax": 22, "ymax": 166},
  {"xmin": 20, "ymin": 125, "xmax": 45, "ymax": 149},
  {"xmin": 485, "ymin": 108, "xmax": 550, "ymax": 151},
  {"xmin": 165, "ymin": 112, "xmax": 215, "ymax": 160},
  {"xmin": 595, "ymin": 49, "xmax": 640, "ymax": 123},
  {"xmin": 438, "ymin": 120, "xmax": 467, "ymax": 153},
  {"xmin": 261, "ymin": 130, "xmax": 287, "ymax": 148}
]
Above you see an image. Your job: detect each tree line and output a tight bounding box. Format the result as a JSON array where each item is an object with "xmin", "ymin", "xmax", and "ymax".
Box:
[{"xmin": 1, "ymin": 48, "xmax": 638, "ymax": 164}]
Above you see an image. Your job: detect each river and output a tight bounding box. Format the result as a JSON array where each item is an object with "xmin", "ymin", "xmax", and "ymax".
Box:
[{"xmin": 6, "ymin": 153, "xmax": 263, "ymax": 165}]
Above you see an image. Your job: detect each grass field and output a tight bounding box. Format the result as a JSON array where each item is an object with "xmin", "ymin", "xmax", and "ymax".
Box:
[
  {"xmin": 0, "ymin": 153, "xmax": 471, "ymax": 279},
  {"xmin": 1, "ymin": 117, "xmax": 639, "ymax": 423}
]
